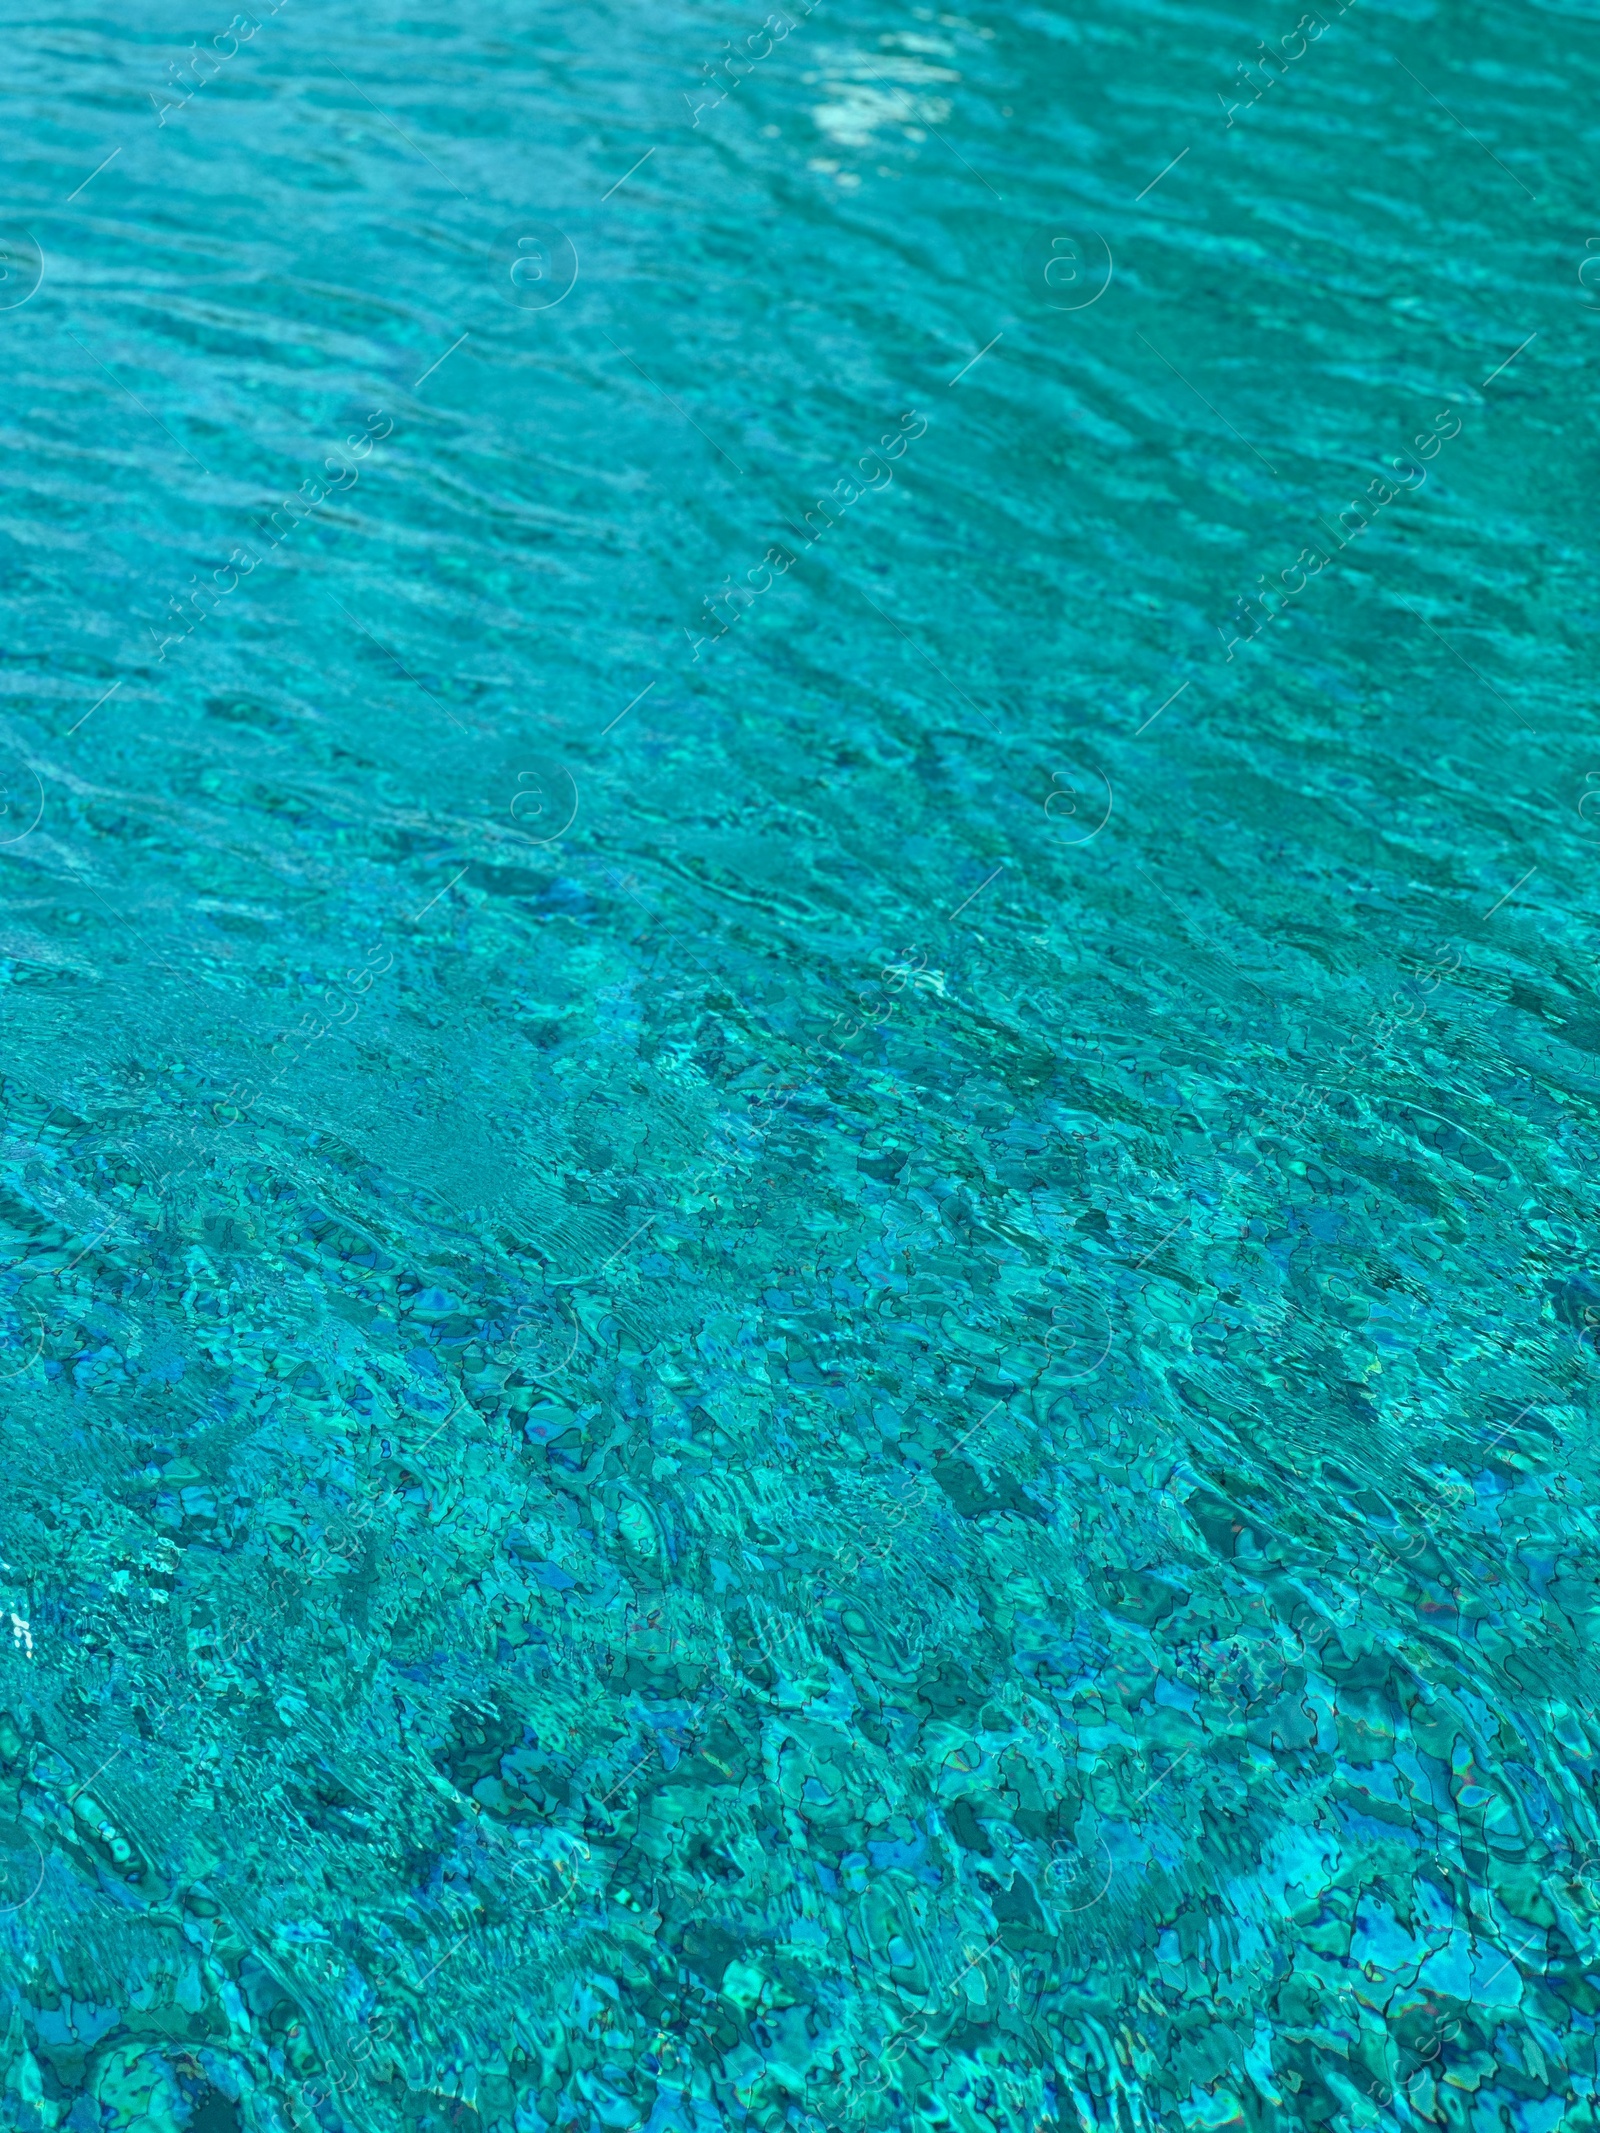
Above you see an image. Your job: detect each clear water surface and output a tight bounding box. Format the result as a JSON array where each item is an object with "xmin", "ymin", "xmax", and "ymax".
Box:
[{"xmin": 1, "ymin": 0, "xmax": 1599, "ymax": 2128}]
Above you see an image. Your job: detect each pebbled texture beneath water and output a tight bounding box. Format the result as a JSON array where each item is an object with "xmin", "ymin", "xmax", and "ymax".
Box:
[{"xmin": 1, "ymin": 0, "xmax": 1599, "ymax": 2129}]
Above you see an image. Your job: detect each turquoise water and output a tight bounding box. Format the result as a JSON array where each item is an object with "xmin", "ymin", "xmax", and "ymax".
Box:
[{"xmin": 2, "ymin": 0, "xmax": 1599, "ymax": 2126}]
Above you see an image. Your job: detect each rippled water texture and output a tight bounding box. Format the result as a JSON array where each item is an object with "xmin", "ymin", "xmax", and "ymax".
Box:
[{"xmin": 2, "ymin": 0, "xmax": 1599, "ymax": 2126}]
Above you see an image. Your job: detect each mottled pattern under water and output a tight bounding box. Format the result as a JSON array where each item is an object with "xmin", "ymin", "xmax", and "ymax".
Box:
[{"xmin": 1, "ymin": 0, "xmax": 1598, "ymax": 2130}]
